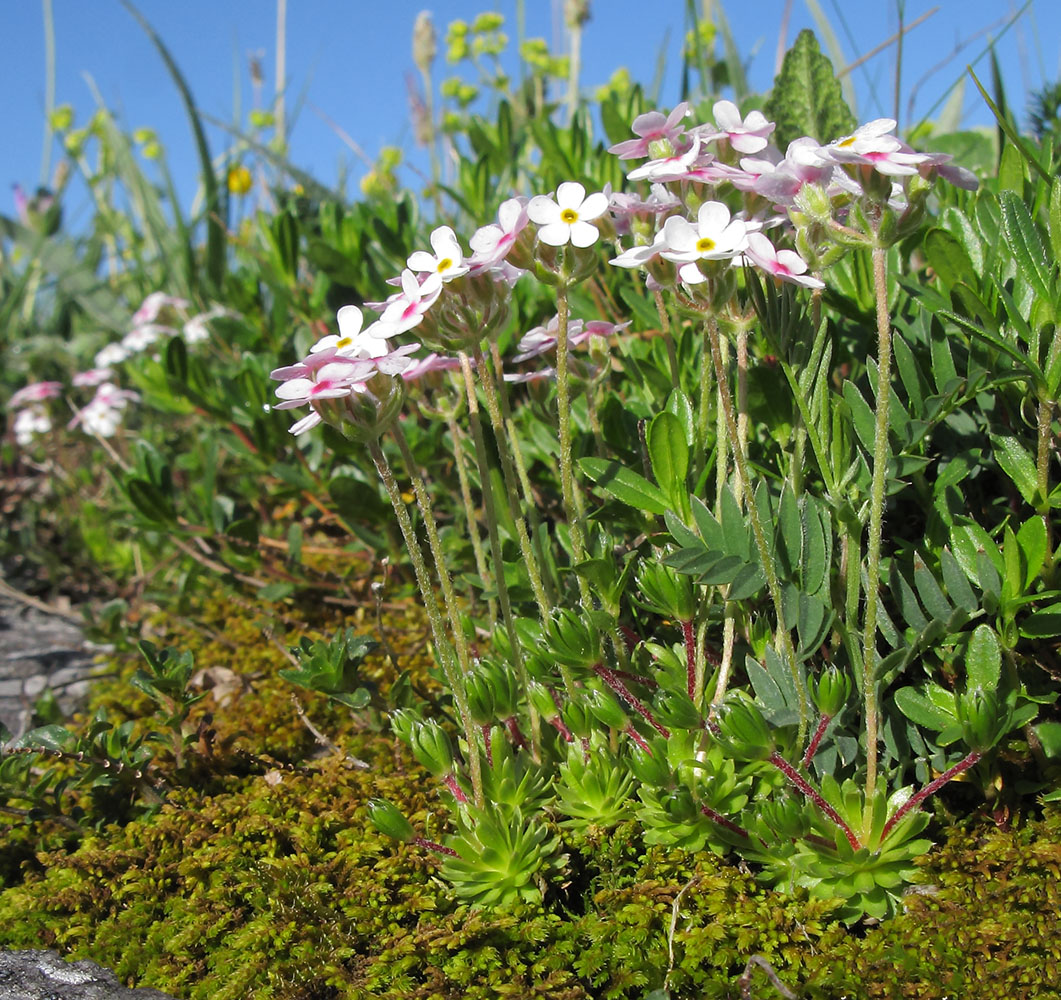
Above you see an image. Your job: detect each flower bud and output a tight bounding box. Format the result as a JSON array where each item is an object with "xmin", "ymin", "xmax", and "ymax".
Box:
[
  {"xmin": 715, "ymin": 698, "xmax": 775, "ymax": 761},
  {"xmin": 388, "ymin": 708, "xmax": 420, "ymax": 744},
  {"xmin": 757, "ymin": 797, "xmax": 807, "ymax": 840},
  {"xmin": 527, "ymin": 681, "xmax": 560, "ymax": 722},
  {"xmin": 652, "ymin": 688, "xmax": 702, "ymax": 730},
  {"xmin": 479, "ymin": 657, "xmax": 519, "ymax": 719},
  {"xmin": 409, "ymin": 719, "xmax": 455, "ymax": 776},
  {"xmin": 635, "ymin": 562, "xmax": 695, "ymax": 622},
  {"xmin": 662, "ymin": 785, "xmax": 698, "ymax": 823},
  {"xmin": 628, "ymin": 739, "xmax": 671, "ymax": 785},
  {"xmin": 545, "ymin": 608, "xmax": 601, "ymax": 669},
  {"xmin": 561, "ymin": 699, "xmax": 595, "ymax": 739},
  {"xmin": 811, "ymin": 666, "xmax": 851, "ymax": 717},
  {"xmin": 957, "ymin": 687, "xmax": 1005, "ymax": 753},
  {"xmin": 584, "ymin": 686, "xmax": 628, "ymax": 730},
  {"xmin": 465, "ymin": 670, "xmax": 497, "ymax": 726},
  {"xmin": 368, "ymin": 799, "xmax": 416, "ymax": 843}
]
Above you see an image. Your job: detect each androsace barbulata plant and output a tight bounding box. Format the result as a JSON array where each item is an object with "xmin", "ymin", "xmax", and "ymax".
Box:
[{"xmin": 265, "ymin": 42, "xmax": 1054, "ymax": 920}]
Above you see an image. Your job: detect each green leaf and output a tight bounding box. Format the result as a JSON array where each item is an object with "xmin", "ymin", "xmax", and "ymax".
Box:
[
  {"xmin": 893, "ymin": 687, "xmax": 955, "ymax": 731},
  {"xmin": 764, "ymin": 28, "xmax": 855, "ymax": 148},
  {"xmin": 940, "ymin": 547, "xmax": 979, "ymax": 614},
  {"xmin": 1017, "ymin": 515, "xmax": 1048, "ymax": 588},
  {"xmin": 647, "ymin": 411, "xmax": 689, "ymax": 504},
  {"xmin": 991, "ymin": 433, "xmax": 1039, "ymax": 505},
  {"xmin": 1050, "ymin": 178, "xmax": 1061, "ymax": 263},
  {"xmin": 842, "ymin": 381, "xmax": 876, "ymax": 453},
  {"xmin": 800, "ymin": 498, "xmax": 829, "ymax": 597},
  {"xmin": 122, "ymin": 1, "xmax": 225, "ymax": 293},
  {"xmin": 579, "ymin": 458, "xmax": 668, "ymax": 514},
  {"xmin": 965, "ymin": 624, "xmax": 1001, "ymax": 690},
  {"xmin": 1034, "ymin": 721, "xmax": 1061, "ymax": 759},
  {"xmin": 924, "ymin": 227, "xmax": 976, "ymax": 290},
  {"xmin": 1020, "ymin": 602, "xmax": 1061, "ymax": 638},
  {"xmin": 999, "ymin": 190, "xmax": 1054, "ymax": 311}
]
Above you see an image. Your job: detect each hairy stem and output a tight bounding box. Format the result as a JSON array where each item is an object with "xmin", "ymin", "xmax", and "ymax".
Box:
[{"xmin": 862, "ymin": 240, "xmax": 894, "ymax": 806}]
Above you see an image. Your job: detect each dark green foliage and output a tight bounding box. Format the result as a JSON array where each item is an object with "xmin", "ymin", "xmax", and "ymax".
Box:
[{"xmin": 765, "ymin": 29, "xmax": 856, "ymax": 148}]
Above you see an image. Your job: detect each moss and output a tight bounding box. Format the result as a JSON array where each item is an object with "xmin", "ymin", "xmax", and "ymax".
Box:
[{"xmin": 2, "ymin": 595, "xmax": 1058, "ymax": 998}]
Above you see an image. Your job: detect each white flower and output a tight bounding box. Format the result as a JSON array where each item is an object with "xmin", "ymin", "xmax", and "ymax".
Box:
[
  {"xmin": 380, "ymin": 270, "xmax": 444, "ymax": 333},
  {"xmin": 527, "ymin": 182, "xmax": 609, "ymax": 248},
  {"xmin": 95, "ymin": 342, "xmax": 131, "ymax": 368},
  {"xmin": 659, "ymin": 202, "xmax": 751, "ymax": 264},
  {"xmin": 407, "ymin": 225, "xmax": 469, "ymax": 281},
  {"xmin": 312, "ymin": 305, "xmax": 397, "ymax": 358},
  {"xmin": 13, "ymin": 406, "xmax": 51, "ymax": 446}
]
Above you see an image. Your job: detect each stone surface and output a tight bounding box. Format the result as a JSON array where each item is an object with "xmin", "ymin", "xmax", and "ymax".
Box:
[
  {"xmin": 0, "ymin": 595, "xmax": 103, "ymax": 742},
  {"xmin": 0, "ymin": 950, "xmax": 177, "ymax": 999}
]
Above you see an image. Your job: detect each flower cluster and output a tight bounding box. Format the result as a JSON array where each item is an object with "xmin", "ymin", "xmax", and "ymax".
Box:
[{"xmin": 271, "ymin": 104, "xmax": 975, "ymax": 436}]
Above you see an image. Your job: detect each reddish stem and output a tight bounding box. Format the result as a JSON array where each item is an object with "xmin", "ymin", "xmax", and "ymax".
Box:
[
  {"xmin": 443, "ymin": 773, "xmax": 469, "ymax": 803},
  {"xmin": 880, "ymin": 750, "xmax": 982, "ymax": 843},
  {"xmin": 505, "ymin": 715, "xmax": 528, "ymax": 749},
  {"xmin": 481, "ymin": 724, "xmax": 493, "ymax": 767},
  {"xmin": 700, "ymin": 804, "xmax": 750, "ymax": 840},
  {"xmin": 550, "ymin": 715, "xmax": 574, "ymax": 742},
  {"xmin": 413, "ymin": 836, "xmax": 459, "ymax": 858},
  {"xmin": 580, "ymin": 736, "xmax": 591, "ymax": 761},
  {"xmin": 624, "ymin": 725, "xmax": 652, "ymax": 755},
  {"xmin": 768, "ymin": 751, "xmax": 862, "ymax": 850},
  {"xmin": 681, "ymin": 619, "xmax": 696, "ymax": 698},
  {"xmin": 594, "ymin": 663, "xmax": 671, "ymax": 739},
  {"xmin": 801, "ymin": 713, "xmax": 832, "ymax": 769},
  {"xmin": 612, "ymin": 668, "xmax": 659, "ymax": 690}
]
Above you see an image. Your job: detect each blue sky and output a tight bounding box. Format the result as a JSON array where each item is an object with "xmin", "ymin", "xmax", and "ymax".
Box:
[{"xmin": 1, "ymin": 1, "xmax": 1056, "ymax": 222}]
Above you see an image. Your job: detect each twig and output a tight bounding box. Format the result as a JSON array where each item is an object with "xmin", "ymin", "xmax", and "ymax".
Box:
[
  {"xmin": 663, "ymin": 875, "xmax": 702, "ymax": 992},
  {"xmin": 0, "ymin": 578, "xmax": 83, "ymax": 624},
  {"xmin": 290, "ymin": 693, "xmax": 370, "ymax": 770},
  {"xmin": 738, "ymin": 955, "xmax": 797, "ymax": 999}
]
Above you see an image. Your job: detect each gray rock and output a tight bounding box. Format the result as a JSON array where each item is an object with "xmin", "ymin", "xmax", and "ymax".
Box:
[{"xmin": 0, "ymin": 950, "xmax": 177, "ymax": 1000}]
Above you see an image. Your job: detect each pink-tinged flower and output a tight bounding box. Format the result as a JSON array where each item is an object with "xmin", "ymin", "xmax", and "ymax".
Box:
[
  {"xmin": 743, "ymin": 233, "xmax": 824, "ymax": 289},
  {"xmin": 407, "ymin": 225, "xmax": 469, "ymax": 281},
  {"xmin": 608, "ymin": 102, "xmax": 691, "ymax": 160},
  {"xmin": 182, "ymin": 306, "xmax": 227, "ymax": 345},
  {"xmin": 400, "ymin": 352, "xmax": 462, "ymax": 381},
  {"xmin": 824, "ymin": 119, "xmax": 933, "ymax": 176},
  {"xmin": 511, "ymin": 316, "xmax": 629, "ymax": 362},
  {"xmin": 13, "ymin": 406, "xmax": 51, "ymax": 446},
  {"xmin": 8, "ymin": 381, "xmax": 62, "ymax": 409},
  {"xmin": 132, "ymin": 292, "xmax": 190, "ymax": 325},
  {"xmin": 468, "ymin": 198, "xmax": 529, "ymax": 269},
  {"xmin": 527, "ymin": 182, "xmax": 609, "ymax": 248},
  {"xmin": 627, "ymin": 134, "xmax": 702, "ymax": 182},
  {"xmin": 610, "ymin": 237, "xmax": 668, "ymax": 270},
  {"xmin": 95, "ymin": 342, "xmax": 131, "ymax": 368},
  {"xmin": 660, "ymin": 201, "xmax": 752, "ymax": 264},
  {"xmin": 122, "ymin": 323, "xmax": 175, "ymax": 353},
  {"xmin": 751, "ymin": 137, "xmax": 833, "ymax": 205},
  {"xmin": 273, "ymin": 360, "xmax": 377, "ymax": 410},
  {"xmin": 504, "ymin": 367, "xmax": 556, "ymax": 383},
  {"xmin": 311, "ymin": 305, "xmax": 398, "ymax": 358},
  {"xmin": 697, "ymin": 100, "xmax": 775, "ymax": 154},
  {"xmin": 380, "ymin": 269, "xmax": 444, "ymax": 333},
  {"xmin": 269, "ymin": 347, "xmax": 372, "ymax": 383},
  {"xmin": 67, "ymin": 383, "xmax": 140, "ymax": 437},
  {"xmin": 72, "ymin": 368, "xmax": 114, "ymax": 387}
]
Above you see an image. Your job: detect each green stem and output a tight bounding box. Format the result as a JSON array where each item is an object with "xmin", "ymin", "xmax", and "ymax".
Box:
[
  {"xmin": 653, "ymin": 288, "xmax": 681, "ymax": 391},
  {"xmin": 368, "ymin": 440, "xmax": 483, "ymax": 806},
  {"xmin": 556, "ymin": 284, "xmax": 590, "ymax": 600},
  {"xmin": 489, "ymin": 341, "xmax": 558, "ymax": 606},
  {"xmin": 861, "ymin": 240, "xmax": 895, "ymax": 806},
  {"xmin": 707, "ymin": 318, "xmax": 808, "ymax": 746},
  {"xmin": 476, "ymin": 344, "xmax": 552, "ymax": 620},
  {"xmin": 458, "ymin": 352, "xmax": 542, "ymax": 757},
  {"xmin": 1037, "ymin": 398, "xmax": 1055, "ymax": 573},
  {"xmin": 445, "ymin": 413, "xmax": 495, "ymax": 622}
]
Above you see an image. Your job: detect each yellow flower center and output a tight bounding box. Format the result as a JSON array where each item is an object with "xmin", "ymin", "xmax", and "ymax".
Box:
[
  {"xmin": 336, "ymin": 337, "xmax": 354, "ymax": 348},
  {"xmin": 837, "ymin": 135, "xmax": 857, "ymax": 148},
  {"xmin": 560, "ymin": 208, "xmax": 579, "ymax": 223},
  {"xmin": 438, "ymin": 257, "xmax": 453, "ymax": 272},
  {"xmin": 696, "ymin": 236, "xmax": 716, "ymax": 253}
]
